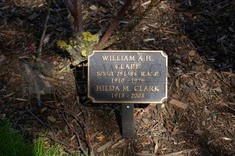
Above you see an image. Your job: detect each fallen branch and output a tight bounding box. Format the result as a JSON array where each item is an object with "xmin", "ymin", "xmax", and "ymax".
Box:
[
  {"xmin": 26, "ymin": 107, "xmax": 52, "ymax": 129},
  {"xmin": 62, "ymin": 109, "xmax": 92, "ymax": 153},
  {"xmin": 95, "ymin": 0, "xmax": 162, "ymax": 50},
  {"xmin": 44, "ymin": 103, "xmax": 93, "ymax": 154},
  {"xmin": 62, "ymin": 112, "xmax": 87, "ymax": 155},
  {"xmin": 94, "ymin": 0, "xmax": 133, "ymax": 50}
]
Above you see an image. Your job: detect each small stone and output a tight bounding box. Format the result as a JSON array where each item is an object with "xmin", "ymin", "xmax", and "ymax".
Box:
[
  {"xmin": 89, "ymin": 5, "xmax": 97, "ymax": 11},
  {"xmin": 189, "ymin": 50, "xmax": 196, "ymax": 57},
  {"xmin": 160, "ymin": 103, "xmax": 165, "ymax": 109},
  {"xmin": 47, "ymin": 115, "xmax": 56, "ymax": 123}
]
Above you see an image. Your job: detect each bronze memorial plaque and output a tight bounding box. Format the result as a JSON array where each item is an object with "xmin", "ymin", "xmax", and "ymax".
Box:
[{"xmin": 88, "ymin": 50, "xmax": 168, "ymax": 104}]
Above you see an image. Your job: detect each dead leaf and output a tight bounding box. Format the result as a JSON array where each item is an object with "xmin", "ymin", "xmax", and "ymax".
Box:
[
  {"xmin": 97, "ymin": 134, "xmax": 105, "ymax": 142},
  {"xmin": 154, "ymin": 141, "xmax": 159, "ymax": 154}
]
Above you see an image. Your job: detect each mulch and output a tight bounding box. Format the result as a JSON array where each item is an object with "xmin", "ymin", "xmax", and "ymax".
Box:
[{"xmin": 0, "ymin": 0, "xmax": 234, "ymax": 155}]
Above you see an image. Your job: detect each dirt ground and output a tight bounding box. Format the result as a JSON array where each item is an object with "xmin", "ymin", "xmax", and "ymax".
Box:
[{"xmin": 0, "ymin": 0, "xmax": 235, "ymax": 156}]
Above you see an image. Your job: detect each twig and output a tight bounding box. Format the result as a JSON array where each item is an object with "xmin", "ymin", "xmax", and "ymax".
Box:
[
  {"xmin": 95, "ymin": 0, "xmax": 162, "ymax": 50},
  {"xmin": 124, "ymin": 0, "xmax": 161, "ymax": 31},
  {"xmin": 94, "ymin": 0, "xmax": 133, "ymax": 50},
  {"xmin": 74, "ymin": 131, "xmax": 87, "ymax": 155},
  {"xmin": 63, "ymin": 110, "xmax": 93, "ymax": 153},
  {"xmin": 26, "ymin": 107, "xmax": 52, "ymax": 129},
  {"xmin": 44, "ymin": 103, "xmax": 93, "ymax": 154},
  {"xmin": 62, "ymin": 112, "xmax": 87, "ymax": 155},
  {"xmin": 38, "ymin": 0, "xmax": 51, "ymax": 57}
]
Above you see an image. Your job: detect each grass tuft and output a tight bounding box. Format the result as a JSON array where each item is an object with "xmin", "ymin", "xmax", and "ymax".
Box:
[
  {"xmin": 33, "ymin": 137, "xmax": 65, "ymax": 156},
  {"xmin": 0, "ymin": 121, "xmax": 87, "ymax": 156},
  {"xmin": 0, "ymin": 121, "xmax": 32, "ymax": 156}
]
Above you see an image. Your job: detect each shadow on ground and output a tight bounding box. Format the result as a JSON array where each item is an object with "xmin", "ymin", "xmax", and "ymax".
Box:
[{"xmin": 176, "ymin": 0, "xmax": 235, "ymax": 72}]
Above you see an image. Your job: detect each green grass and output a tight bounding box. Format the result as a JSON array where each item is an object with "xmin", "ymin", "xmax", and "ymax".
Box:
[
  {"xmin": 0, "ymin": 121, "xmax": 32, "ymax": 156},
  {"xmin": 0, "ymin": 121, "xmax": 85, "ymax": 156},
  {"xmin": 33, "ymin": 137, "xmax": 66, "ymax": 156}
]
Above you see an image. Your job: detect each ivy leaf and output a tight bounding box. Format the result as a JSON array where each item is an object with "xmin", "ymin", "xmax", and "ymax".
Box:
[
  {"xmin": 82, "ymin": 32, "xmax": 99, "ymax": 43},
  {"xmin": 81, "ymin": 49, "xmax": 87, "ymax": 57},
  {"xmin": 96, "ymin": 134, "xmax": 105, "ymax": 142},
  {"xmin": 57, "ymin": 40, "xmax": 68, "ymax": 49}
]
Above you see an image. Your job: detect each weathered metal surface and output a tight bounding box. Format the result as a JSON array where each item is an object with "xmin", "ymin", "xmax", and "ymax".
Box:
[
  {"xmin": 121, "ymin": 104, "xmax": 134, "ymax": 138},
  {"xmin": 88, "ymin": 50, "xmax": 168, "ymax": 104}
]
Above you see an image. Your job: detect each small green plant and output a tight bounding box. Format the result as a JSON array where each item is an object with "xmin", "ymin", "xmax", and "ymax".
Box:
[
  {"xmin": 33, "ymin": 137, "xmax": 65, "ymax": 156},
  {"xmin": 0, "ymin": 121, "xmax": 88, "ymax": 156},
  {"xmin": 0, "ymin": 121, "xmax": 32, "ymax": 156},
  {"xmin": 57, "ymin": 31, "xmax": 99, "ymax": 66}
]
